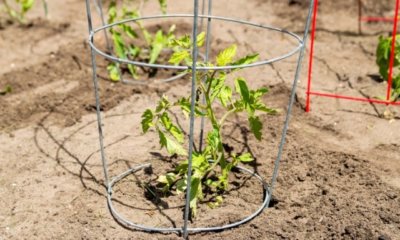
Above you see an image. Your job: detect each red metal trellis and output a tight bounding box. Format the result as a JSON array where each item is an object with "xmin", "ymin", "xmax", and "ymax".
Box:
[{"xmin": 305, "ymin": 0, "xmax": 400, "ymax": 112}]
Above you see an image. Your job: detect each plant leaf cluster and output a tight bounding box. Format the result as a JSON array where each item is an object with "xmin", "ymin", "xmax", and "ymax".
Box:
[
  {"xmin": 1, "ymin": 0, "xmax": 47, "ymax": 23},
  {"xmin": 376, "ymin": 35, "xmax": 400, "ymax": 101},
  {"xmin": 107, "ymin": 0, "xmax": 174, "ymax": 81}
]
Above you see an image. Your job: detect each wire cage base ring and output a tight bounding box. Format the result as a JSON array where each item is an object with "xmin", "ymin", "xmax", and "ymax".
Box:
[{"xmin": 107, "ymin": 163, "xmax": 271, "ymax": 234}]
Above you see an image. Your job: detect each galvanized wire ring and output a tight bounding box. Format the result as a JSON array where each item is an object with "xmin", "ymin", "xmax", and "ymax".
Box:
[
  {"xmin": 88, "ymin": 14, "xmax": 304, "ymax": 71},
  {"xmin": 107, "ymin": 163, "xmax": 270, "ymax": 233}
]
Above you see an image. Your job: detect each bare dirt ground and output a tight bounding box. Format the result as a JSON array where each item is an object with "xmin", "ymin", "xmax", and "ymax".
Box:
[{"xmin": 0, "ymin": 0, "xmax": 399, "ymax": 239}]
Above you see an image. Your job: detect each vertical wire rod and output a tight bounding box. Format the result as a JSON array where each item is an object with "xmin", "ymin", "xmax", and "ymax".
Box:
[
  {"xmin": 94, "ymin": 0, "xmax": 112, "ymax": 52},
  {"xmin": 85, "ymin": 0, "xmax": 110, "ymax": 186},
  {"xmin": 200, "ymin": 0, "xmax": 206, "ymax": 30},
  {"xmin": 183, "ymin": 0, "xmax": 200, "ymax": 238},
  {"xmin": 268, "ymin": 0, "xmax": 315, "ymax": 200},
  {"xmin": 94, "ymin": 0, "xmax": 127, "ymax": 85},
  {"xmin": 198, "ymin": 0, "xmax": 213, "ymax": 151}
]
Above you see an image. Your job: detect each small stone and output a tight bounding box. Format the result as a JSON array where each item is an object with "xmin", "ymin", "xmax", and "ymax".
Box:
[
  {"xmin": 322, "ymin": 189, "xmax": 329, "ymax": 195},
  {"xmin": 378, "ymin": 234, "xmax": 392, "ymax": 240},
  {"xmin": 297, "ymin": 175, "xmax": 306, "ymax": 182},
  {"xmin": 387, "ymin": 193, "xmax": 397, "ymax": 200}
]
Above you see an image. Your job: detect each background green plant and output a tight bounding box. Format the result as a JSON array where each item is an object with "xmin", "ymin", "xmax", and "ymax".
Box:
[
  {"xmin": 107, "ymin": 0, "xmax": 174, "ymax": 81},
  {"xmin": 376, "ymin": 35, "xmax": 400, "ymax": 101},
  {"xmin": 0, "ymin": 85, "xmax": 12, "ymax": 95},
  {"xmin": 141, "ymin": 33, "xmax": 277, "ymax": 216},
  {"xmin": 1, "ymin": 0, "xmax": 47, "ymax": 23}
]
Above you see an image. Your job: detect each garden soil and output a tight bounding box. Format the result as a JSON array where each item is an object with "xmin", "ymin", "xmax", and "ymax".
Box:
[{"xmin": 0, "ymin": 0, "xmax": 400, "ymax": 239}]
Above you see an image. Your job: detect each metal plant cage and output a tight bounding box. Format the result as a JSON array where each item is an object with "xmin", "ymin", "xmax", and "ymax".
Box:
[{"xmin": 84, "ymin": 0, "xmax": 315, "ymax": 238}]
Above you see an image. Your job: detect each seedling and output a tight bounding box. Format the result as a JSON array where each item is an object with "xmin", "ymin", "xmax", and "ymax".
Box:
[
  {"xmin": 1, "ymin": 0, "xmax": 47, "ymax": 23},
  {"xmin": 107, "ymin": 0, "xmax": 175, "ymax": 81},
  {"xmin": 141, "ymin": 33, "xmax": 277, "ymax": 216},
  {"xmin": 376, "ymin": 35, "xmax": 400, "ymax": 101},
  {"xmin": 0, "ymin": 85, "xmax": 12, "ymax": 95}
]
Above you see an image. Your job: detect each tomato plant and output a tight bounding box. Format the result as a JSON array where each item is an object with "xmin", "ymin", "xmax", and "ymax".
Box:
[
  {"xmin": 1, "ymin": 0, "xmax": 47, "ymax": 23},
  {"xmin": 141, "ymin": 33, "xmax": 277, "ymax": 216},
  {"xmin": 107, "ymin": 0, "xmax": 175, "ymax": 81},
  {"xmin": 376, "ymin": 35, "xmax": 400, "ymax": 101}
]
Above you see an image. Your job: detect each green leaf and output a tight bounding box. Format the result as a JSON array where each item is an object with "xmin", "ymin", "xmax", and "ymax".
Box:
[
  {"xmin": 238, "ymin": 153, "xmax": 254, "ymax": 162},
  {"xmin": 112, "ymin": 32, "xmax": 127, "ymax": 59},
  {"xmin": 253, "ymin": 87, "xmax": 269, "ymax": 99},
  {"xmin": 128, "ymin": 45, "xmax": 141, "ymax": 58},
  {"xmin": 158, "ymin": 173, "xmax": 176, "ymax": 192},
  {"xmin": 169, "ymin": 50, "xmax": 190, "ymax": 65},
  {"xmin": 207, "ymin": 196, "xmax": 223, "ymax": 209},
  {"xmin": 142, "ymin": 28, "xmax": 153, "ymax": 45},
  {"xmin": 158, "ymin": 0, "xmax": 167, "ymax": 14},
  {"xmin": 249, "ymin": 116, "xmax": 263, "ymax": 141},
  {"xmin": 189, "ymin": 176, "xmax": 201, "ymax": 217},
  {"xmin": 108, "ymin": 1, "xmax": 117, "ymax": 24},
  {"xmin": 209, "ymin": 72, "xmax": 227, "ymax": 101},
  {"xmin": 176, "ymin": 97, "xmax": 205, "ymax": 118},
  {"xmin": 8, "ymin": 8, "xmax": 20, "ymax": 20},
  {"xmin": 160, "ymin": 112, "xmax": 184, "ymax": 143},
  {"xmin": 254, "ymin": 102, "xmax": 278, "ymax": 114},
  {"xmin": 376, "ymin": 35, "xmax": 400, "ymax": 81},
  {"xmin": 191, "ymin": 152, "xmax": 209, "ymax": 172},
  {"xmin": 232, "ymin": 53, "xmax": 259, "ymax": 66},
  {"xmin": 156, "ymin": 96, "xmax": 170, "ymax": 113},
  {"xmin": 168, "ymin": 24, "xmax": 176, "ymax": 35},
  {"xmin": 157, "ymin": 175, "xmax": 168, "ymax": 184},
  {"xmin": 176, "ymin": 178, "xmax": 187, "ymax": 194},
  {"xmin": 127, "ymin": 64, "xmax": 138, "ymax": 79},
  {"xmin": 158, "ymin": 131, "xmax": 187, "ymax": 156},
  {"xmin": 122, "ymin": 8, "xmax": 140, "ymax": 19},
  {"xmin": 176, "ymin": 161, "xmax": 189, "ymax": 175},
  {"xmin": 21, "ymin": 0, "xmax": 35, "ymax": 13},
  {"xmin": 216, "ymin": 45, "xmax": 237, "ymax": 66},
  {"xmin": 218, "ymin": 86, "xmax": 232, "ymax": 107},
  {"xmin": 107, "ymin": 63, "xmax": 121, "ymax": 81},
  {"xmin": 121, "ymin": 24, "xmax": 138, "ymax": 39},
  {"xmin": 170, "ymin": 35, "xmax": 191, "ymax": 49},
  {"xmin": 218, "ymin": 162, "xmax": 232, "ymax": 190},
  {"xmin": 149, "ymin": 30, "xmax": 165, "ymax": 64},
  {"xmin": 141, "ymin": 109, "xmax": 154, "ymax": 133},
  {"xmin": 0, "ymin": 85, "xmax": 12, "ymax": 96},
  {"xmin": 177, "ymin": 97, "xmax": 191, "ymax": 118},
  {"xmin": 235, "ymin": 78, "xmax": 250, "ymax": 104},
  {"xmin": 232, "ymin": 100, "xmax": 245, "ymax": 111},
  {"xmin": 158, "ymin": 173, "xmax": 176, "ymax": 185},
  {"xmin": 196, "ymin": 32, "xmax": 206, "ymax": 47},
  {"xmin": 206, "ymin": 129, "xmax": 221, "ymax": 152}
]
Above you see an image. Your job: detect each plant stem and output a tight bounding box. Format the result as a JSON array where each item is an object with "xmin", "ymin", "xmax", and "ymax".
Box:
[
  {"xmin": 219, "ymin": 108, "xmax": 236, "ymax": 126},
  {"xmin": 202, "ymin": 152, "xmax": 222, "ymax": 181},
  {"xmin": 41, "ymin": 0, "xmax": 48, "ymax": 17},
  {"xmin": 198, "ymin": 81, "xmax": 218, "ymax": 129},
  {"xmin": 2, "ymin": 0, "xmax": 23, "ymax": 23},
  {"xmin": 205, "ymin": 70, "xmax": 218, "ymax": 96}
]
